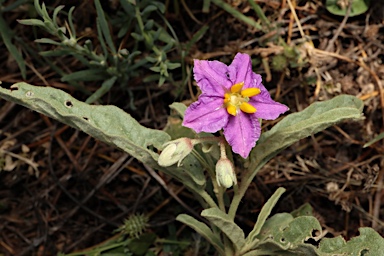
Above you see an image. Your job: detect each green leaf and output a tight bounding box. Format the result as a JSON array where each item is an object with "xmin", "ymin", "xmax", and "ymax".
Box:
[
  {"xmin": 326, "ymin": 0, "xmax": 370, "ymax": 17},
  {"xmin": 52, "ymin": 5, "xmax": 65, "ymax": 29},
  {"xmin": 35, "ymin": 38, "xmax": 61, "ymax": 45},
  {"xmin": 0, "ymin": 14, "xmax": 26, "ymax": 79},
  {"xmin": 245, "ymin": 188, "xmax": 286, "ymax": 248},
  {"xmin": 94, "ymin": 0, "xmax": 116, "ymax": 54},
  {"xmin": 318, "ymin": 235, "xmax": 346, "ymax": 253},
  {"xmin": 0, "ymin": 82, "xmax": 209, "ymax": 198},
  {"xmin": 210, "ymin": 0, "xmax": 261, "ymax": 30},
  {"xmin": 169, "ymin": 102, "xmax": 187, "ymax": 118},
  {"xmin": 364, "ymin": 131, "xmax": 384, "ymax": 148},
  {"xmin": 0, "ymin": 82, "xmax": 169, "ymax": 167},
  {"xmin": 185, "ymin": 25, "xmax": 209, "ymax": 52},
  {"xmin": 67, "ymin": 6, "xmax": 77, "ymax": 39},
  {"xmin": 201, "ymin": 208, "xmax": 245, "ymax": 251},
  {"xmin": 254, "ymin": 214, "xmax": 321, "ymax": 253},
  {"xmin": 249, "ymin": 95, "xmax": 363, "ymax": 175},
  {"xmin": 127, "ymin": 233, "xmax": 156, "ymax": 255},
  {"xmin": 290, "ymin": 203, "xmax": 314, "ymax": 218},
  {"xmin": 61, "ymin": 69, "xmax": 109, "ymax": 82},
  {"xmin": 18, "ymin": 18, "xmax": 45, "ymax": 27},
  {"xmin": 85, "ymin": 76, "xmax": 117, "ymax": 104},
  {"xmin": 202, "ymin": 0, "xmax": 211, "ymax": 13},
  {"xmin": 176, "ymin": 214, "xmax": 225, "ymax": 255},
  {"xmin": 319, "ymin": 227, "xmax": 384, "ymax": 255},
  {"xmin": 2, "ymin": 0, "xmax": 29, "ymax": 12}
]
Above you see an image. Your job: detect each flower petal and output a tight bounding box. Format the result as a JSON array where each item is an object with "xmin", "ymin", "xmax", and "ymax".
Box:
[
  {"xmin": 194, "ymin": 59, "xmax": 232, "ymax": 96},
  {"xmin": 249, "ymin": 89, "xmax": 289, "ymax": 120},
  {"xmin": 223, "ymin": 112, "xmax": 260, "ymax": 158},
  {"xmin": 183, "ymin": 95, "xmax": 229, "ymax": 133},
  {"xmin": 227, "ymin": 53, "xmax": 255, "ymax": 89}
]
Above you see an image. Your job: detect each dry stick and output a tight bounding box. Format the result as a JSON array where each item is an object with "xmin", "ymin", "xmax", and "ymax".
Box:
[
  {"xmin": 286, "ymin": 0, "xmax": 305, "ymax": 39},
  {"xmin": 132, "ymin": 176, "xmax": 151, "ymax": 213},
  {"xmin": 0, "ymin": 101, "xmax": 15, "ymax": 123},
  {"xmin": 286, "ymin": 0, "xmax": 295, "ymax": 44},
  {"xmin": 324, "ymin": 1, "xmax": 352, "ymax": 52},
  {"xmin": 181, "ymin": 0, "xmax": 203, "ymax": 25},
  {"xmin": 372, "ymin": 159, "xmax": 384, "ymax": 229},
  {"xmin": 143, "ymin": 163, "xmax": 205, "ymax": 222},
  {"xmin": 66, "ymin": 186, "xmax": 163, "ymax": 253},
  {"xmin": 47, "ymin": 127, "xmax": 125, "ymax": 228}
]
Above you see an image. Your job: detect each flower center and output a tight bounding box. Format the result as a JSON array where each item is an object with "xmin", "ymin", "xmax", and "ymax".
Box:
[{"xmin": 223, "ymin": 82, "xmax": 261, "ymax": 116}]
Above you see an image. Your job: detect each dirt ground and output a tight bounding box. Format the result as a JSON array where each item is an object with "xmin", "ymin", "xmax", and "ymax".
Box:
[{"xmin": 1, "ymin": 0, "xmax": 384, "ymax": 255}]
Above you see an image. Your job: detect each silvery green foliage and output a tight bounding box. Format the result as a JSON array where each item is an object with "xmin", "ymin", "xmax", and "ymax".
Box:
[
  {"xmin": 1, "ymin": 83, "xmax": 383, "ymax": 255},
  {"xmin": 18, "ymin": 0, "xmax": 180, "ymax": 104},
  {"xmin": 0, "ymin": 82, "xmax": 207, "ymax": 198}
]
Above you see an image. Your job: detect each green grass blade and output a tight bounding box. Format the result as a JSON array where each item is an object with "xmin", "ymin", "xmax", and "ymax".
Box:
[
  {"xmin": 210, "ymin": 0, "xmax": 262, "ymax": 30},
  {"xmin": 85, "ymin": 76, "xmax": 117, "ymax": 104},
  {"xmin": 0, "ymin": 14, "xmax": 26, "ymax": 79},
  {"xmin": 94, "ymin": 0, "xmax": 116, "ymax": 54}
]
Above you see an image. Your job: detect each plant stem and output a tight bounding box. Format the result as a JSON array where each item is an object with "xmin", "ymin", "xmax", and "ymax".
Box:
[
  {"xmin": 228, "ymin": 165, "xmax": 262, "ymax": 220},
  {"xmin": 211, "ymin": 0, "xmax": 262, "ymax": 30},
  {"xmin": 247, "ymin": 0, "xmax": 271, "ymax": 28}
]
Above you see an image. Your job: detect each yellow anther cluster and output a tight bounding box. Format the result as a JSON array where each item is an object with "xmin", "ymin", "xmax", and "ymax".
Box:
[{"xmin": 223, "ymin": 82, "xmax": 260, "ymax": 116}]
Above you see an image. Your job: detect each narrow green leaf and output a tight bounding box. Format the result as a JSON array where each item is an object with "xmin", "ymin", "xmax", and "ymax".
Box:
[
  {"xmin": 210, "ymin": 0, "xmax": 262, "ymax": 30},
  {"xmin": 245, "ymin": 188, "xmax": 286, "ymax": 247},
  {"xmin": 52, "ymin": 5, "xmax": 65, "ymax": 29},
  {"xmin": 40, "ymin": 2, "xmax": 52, "ymax": 23},
  {"xmin": 142, "ymin": 5, "xmax": 157, "ymax": 15},
  {"xmin": 39, "ymin": 49, "xmax": 74, "ymax": 57},
  {"xmin": 0, "ymin": 15, "xmax": 26, "ymax": 79},
  {"xmin": 202, "ymin": 0, "xmax": 211, "ymax": 13},
  {"xmin": 364, "ymin": 131, "xmax": 384, "ymax": 148},
  {"xmin": 185, "ymin": 25, "xmax": 209, "ymax": 52},
  {"xmin": 96, "ymin": 14, "xmax": 109, "ymax": 58},
  {"xmin": 3, "ymin": 0, "xmax": 29, "ymax": 12},
  {"xmin": 94, "ymin": 0, "xmax": 116, "ymax": 54},
  {"xmin": 61, "ymin": 69, "xmax": 108, "ymax": 82},
  {"xmin": 33, "ymin": 0, "xmax": 44, "ymax": 17},
  {"xmin": 201, "ymin": 208, "xmax": 245, "ymax": 251},
  {"xmin": 176, "ymin": 214, "xmax": 225, "ymax": 255},
  {"xmin": 67, "ymin": 6, "xmax": 77, "ymax": 39},
  {"xmin": 85, "ymin": 76, "xmax": 117, "ymax": 104},
  {"xmin": 35, "ymin": 38, "xmax": 61, "ymax": 45},
  {"xmin": 18, "ymin": 18, "xmax": 45, "ymax": 27}
]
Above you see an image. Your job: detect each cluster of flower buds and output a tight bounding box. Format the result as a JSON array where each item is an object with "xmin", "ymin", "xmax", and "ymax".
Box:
[{"xmin": 158, "ymin": 137, "xmax": 237, "ymax": 189}]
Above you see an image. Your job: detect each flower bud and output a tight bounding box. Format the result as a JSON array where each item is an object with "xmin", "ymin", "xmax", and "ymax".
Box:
[
  {"xmin": 158, "ymin": 138, "xmax": 194, "ymax": 167},
  {"xmin": 215, "ymin": 158, "xmax": 237, "ymax": 188}
]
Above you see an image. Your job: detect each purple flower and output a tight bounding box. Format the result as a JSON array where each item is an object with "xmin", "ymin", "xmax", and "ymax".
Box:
[{"xmin": 182, "ymin": 53, "xmax": 289, "ymax": 158}]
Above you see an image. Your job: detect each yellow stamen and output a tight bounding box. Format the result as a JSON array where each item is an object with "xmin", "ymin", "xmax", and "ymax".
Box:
[
  {"xmin": 230, "ymin": 82, "xmax": 244, "ymax": 93},
  {"xmin": 227, "ymin": 104, "xmax": 237, "ymax": 116},
  {"xmin": 241, "ymin": 88, "xmax": 261, "ymax": 98},
  {"xmin": 224, "ymin": 93, "xmax": 230, "ymax": 103},
  {"xmin": 240, "ymin": 102, "xmax": 256, "ymax": 114}
]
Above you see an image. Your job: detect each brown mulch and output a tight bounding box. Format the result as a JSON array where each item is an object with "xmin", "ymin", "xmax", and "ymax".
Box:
[{"xmin": 1, "ymin": 0, "xmax": 384, "ymax": 255}]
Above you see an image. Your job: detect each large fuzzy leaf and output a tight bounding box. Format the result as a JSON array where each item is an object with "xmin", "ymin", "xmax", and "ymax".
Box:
[
  {"xmin": 248, "ymin": 95, "xmax": 363, "ymax": 175},
  {"xmin": 0, "ymin": 82, "xmax": 168, "ymax": 167}
]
